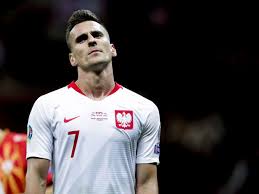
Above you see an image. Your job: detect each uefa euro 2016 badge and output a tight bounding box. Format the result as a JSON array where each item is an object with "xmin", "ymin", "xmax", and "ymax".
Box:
[
  {"xmin": 154, "ymin": 143, "xmax": 160, "ymax": 154},
  {"xmin": 27, "ymin": 125, "xmax": 33, "ymax": 140}
]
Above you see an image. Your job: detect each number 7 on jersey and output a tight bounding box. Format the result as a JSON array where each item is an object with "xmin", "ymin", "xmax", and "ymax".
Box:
[{"xmin": 68, "ymin": 130, "xmax": 80, "ymax": 158}]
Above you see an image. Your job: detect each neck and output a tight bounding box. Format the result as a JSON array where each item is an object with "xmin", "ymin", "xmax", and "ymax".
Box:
[{"xmin": 76, "ymin": 63, "xmax": 115, "ymax": 100}]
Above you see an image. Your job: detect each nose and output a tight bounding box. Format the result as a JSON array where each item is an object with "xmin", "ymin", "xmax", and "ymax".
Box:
[{"xmin": 88, "ymin": 34, "xmax": 97, "ymax": 47}]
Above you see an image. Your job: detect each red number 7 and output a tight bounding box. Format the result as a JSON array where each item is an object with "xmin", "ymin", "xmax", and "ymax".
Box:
[{"xmin": 68, "ymin": 130, "xmax": 80, "ymax": 158}]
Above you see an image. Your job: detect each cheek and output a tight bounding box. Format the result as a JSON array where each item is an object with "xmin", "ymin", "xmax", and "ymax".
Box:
[
  {"xmin": 76, "ymin": 49, "xmax": 88, "ymax": 60},
  {"xmin": 78, "ymin": 48, "xmax": 86, "ymax": 56}
]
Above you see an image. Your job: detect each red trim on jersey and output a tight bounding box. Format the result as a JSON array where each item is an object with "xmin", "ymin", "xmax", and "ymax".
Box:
[
  {"xmin": 68, "ymin": 81, "xmax": 86, "ymax": 96},
  {"xmin": 68, "ymin": 81, "xmax": 122, "ymax": 96},
  {"xmin": 108, "ymin": 83, "xmax": 122, "ymax": 95}
]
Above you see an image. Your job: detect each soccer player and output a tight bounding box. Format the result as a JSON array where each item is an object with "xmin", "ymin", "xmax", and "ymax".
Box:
[{"xmin": 24, "ymin": 9, "xmax": 161, "ymax": 194}]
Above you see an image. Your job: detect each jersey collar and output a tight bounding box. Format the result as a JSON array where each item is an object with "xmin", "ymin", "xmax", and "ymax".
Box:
[{"xmin": 67, "ymin": 81, "xmax": 122, "ymax": 96}]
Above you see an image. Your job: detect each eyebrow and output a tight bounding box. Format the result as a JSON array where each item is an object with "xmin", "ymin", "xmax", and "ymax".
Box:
[{"xmin": 75, "ymin": 30, "xmax": 104, "ymax": 43}]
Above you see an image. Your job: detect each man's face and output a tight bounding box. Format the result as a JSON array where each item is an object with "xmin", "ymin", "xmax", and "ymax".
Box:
[{"xmin": 68, "ymin": 21, "xmax": 117, "ymax": 71}]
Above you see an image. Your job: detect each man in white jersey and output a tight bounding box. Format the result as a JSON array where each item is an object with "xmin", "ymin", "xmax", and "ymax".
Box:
[{"xmin": 24, "ymin": 9, "xmax": 161, "ymax": 194}]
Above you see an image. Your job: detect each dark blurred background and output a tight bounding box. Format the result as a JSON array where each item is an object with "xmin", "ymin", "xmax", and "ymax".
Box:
[{"xmin": 1, "ymin": 0, "xmax": 259, "ymax": 193}]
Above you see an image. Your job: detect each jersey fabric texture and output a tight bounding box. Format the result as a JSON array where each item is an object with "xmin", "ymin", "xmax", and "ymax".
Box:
[{"xmin": 26, "ymin": 82, "xmax": 161, "ymax": 194}]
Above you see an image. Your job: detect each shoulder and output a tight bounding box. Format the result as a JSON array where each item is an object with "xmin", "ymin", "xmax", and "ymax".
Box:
[
  {"xmin": 32, "ymin": 86, "xmax": 68, "ymax": 109},
  {"xmin": 120, "ymin": 86, "xmax": 159, "ymax": 112}
]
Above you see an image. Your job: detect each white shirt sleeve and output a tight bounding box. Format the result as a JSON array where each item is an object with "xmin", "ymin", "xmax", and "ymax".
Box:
[
  {"xmin": 26, "ymin": 96, "xmax": 53, "ymax": 160},
  {"xmin": 136, "ymin": 103, "xmax": 161, "ymax": 164}
]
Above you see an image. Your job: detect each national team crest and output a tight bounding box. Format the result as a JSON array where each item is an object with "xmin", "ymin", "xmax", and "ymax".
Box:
[{"xmin": 115, "ymin": 110, "xmax": 133, "ymax": 130}]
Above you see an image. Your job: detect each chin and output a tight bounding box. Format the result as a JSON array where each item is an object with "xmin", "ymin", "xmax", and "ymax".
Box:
[{"xmin": 89, "ymin": 61, "xmax": 109, "ymax": 72}]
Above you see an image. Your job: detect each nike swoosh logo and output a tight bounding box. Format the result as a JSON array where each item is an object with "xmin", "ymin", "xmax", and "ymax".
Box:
[{"xmin": 64, "ymin": 116, "xmax": 80, "ymax": 123}]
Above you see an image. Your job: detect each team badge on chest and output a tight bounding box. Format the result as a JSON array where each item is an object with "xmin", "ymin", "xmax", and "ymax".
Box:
[{"xmin": 115, "ymin": 110, "xmax": 133, "ymax": 130}]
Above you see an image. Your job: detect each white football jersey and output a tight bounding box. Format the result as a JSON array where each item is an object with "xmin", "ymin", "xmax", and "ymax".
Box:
[{"xmin": 26, "ymin": 82, "xmax": 161, "ymax": 194}]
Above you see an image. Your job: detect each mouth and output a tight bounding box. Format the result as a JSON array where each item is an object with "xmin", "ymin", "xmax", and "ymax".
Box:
[{"xmin": 89, "ymin": 49, "xmax": 101, "ymax": 55}]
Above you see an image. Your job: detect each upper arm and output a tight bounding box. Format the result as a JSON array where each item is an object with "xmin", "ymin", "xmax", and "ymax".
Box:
[
  {"xmin": 136, "ymin": 163, "xmax": 158, "ymax": 194},
  {"xmin": 25, "ymin": 157, "xmax": 50, "ymax": 193},
  {"xmin": 26, "ymin": 97, "xmax": 53, "ymax": 160},
  {"xmin": 26, "ymin": 157, "xmax": 50, "ymax": 180},
  {"xmin": 137, "ymin": 104, "xmax": 161, "ymax": 164},
  {"xmin": 25, "ymin": 97, "xmax": 53, "ymax": 193}
]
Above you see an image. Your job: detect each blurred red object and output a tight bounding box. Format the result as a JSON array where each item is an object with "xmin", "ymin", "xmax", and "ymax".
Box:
[{"xmin": 0, "ymin": 128, "xmax": 52, "ymax": 194}]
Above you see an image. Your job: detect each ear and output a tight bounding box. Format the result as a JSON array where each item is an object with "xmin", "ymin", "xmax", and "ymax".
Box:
[
  {"xmin": 111, "ymin": 44, "xmax": 117, "ymax": 57},
  {"xmin": 69, "ymin": 53, "xmax": 77, "ymax": 66}
]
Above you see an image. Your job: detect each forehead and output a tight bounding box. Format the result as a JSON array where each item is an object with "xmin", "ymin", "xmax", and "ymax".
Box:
[{"xmin": 70, "ymin": 21, "xmax": 108, "ymax": 39}]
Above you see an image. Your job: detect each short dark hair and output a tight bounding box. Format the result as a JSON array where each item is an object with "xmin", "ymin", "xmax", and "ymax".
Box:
[{"xmin": 65, "ymin": 9, "xmax": 103, "ymax": 50}]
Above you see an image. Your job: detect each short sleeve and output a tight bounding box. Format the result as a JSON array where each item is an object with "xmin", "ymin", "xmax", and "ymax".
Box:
[
  {"xmin": 26, "ymin": 96, "xmax": 53, "ymax": 160},
  {"xmin": 136, "ymin": 104, "xmax": 161, "ymax": 164}
]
